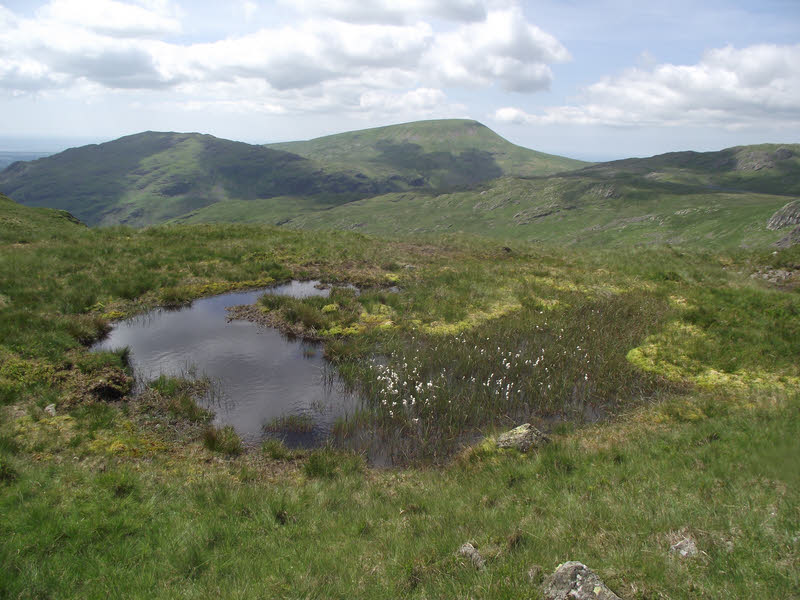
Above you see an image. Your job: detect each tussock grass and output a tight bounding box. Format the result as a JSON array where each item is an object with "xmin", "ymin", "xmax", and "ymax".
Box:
[
  {"xmin": 1, "ymin": 197, "xmax": 798, "ymax": 597},
  {"xmin": 203, "ymin": 425, "xmax": 243, "ymax": 456}
]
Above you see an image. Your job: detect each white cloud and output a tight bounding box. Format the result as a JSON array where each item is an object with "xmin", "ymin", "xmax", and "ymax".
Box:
[
  {"xmin": 493, "ymin": 44, "xmax": 800, "ymax": 129},
  {"xmin": 282, "ymin": 0, "xmax": 490, "ymax": 24},
  {"xmin": 37, "ymin": 0, "xmax": 181, "ymax": 37},
  {"xmin": 427, "ymin": 8, "xmax": 570, "ymax": 92},
  {"xmin": 359, "ymin": 87, "xmax": 448, "ymax": 112},
  {"xmin": 0, "ymin": 1, "xmax": 568, "ymax": 123}
]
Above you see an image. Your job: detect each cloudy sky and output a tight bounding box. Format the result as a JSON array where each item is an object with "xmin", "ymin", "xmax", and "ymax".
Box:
[{"xmin": 0, "ymin": 0, "xmax": 798, "ymax": 159}]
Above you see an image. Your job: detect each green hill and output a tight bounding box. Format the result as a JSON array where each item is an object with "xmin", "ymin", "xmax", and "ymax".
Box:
[
  {"xmin": 579, "ymin": 143, "xmax": 800, "ymax": 195},
  {"xmin": 0, "ymin": 132, "xmax": 386, "ymax": 227},
  {"xmin": 0, "ymin": 192, "xmax": 84, "ymax": 243},
  {"xmin": 287, "ymin": 171, "xmax": 796, "ymax": 248},
  {"xmin": 0, "ymin": 121, "xmax": 587, "ymax": 228},
  {"xmin": 268, "ymin": 119, "xmax": 587, "ymax": 188}
]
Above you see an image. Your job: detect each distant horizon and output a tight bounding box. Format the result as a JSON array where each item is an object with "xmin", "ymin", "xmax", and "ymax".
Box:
[{"xmin": 1, "ymin": 119, "xmax": 797, "ymax": 164}]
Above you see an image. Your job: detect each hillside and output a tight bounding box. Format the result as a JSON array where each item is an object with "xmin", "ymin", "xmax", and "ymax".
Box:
[
  {"xmin": 0, "ymin": 151, "xmax": 52, "ymax": 170},
  {"xmin": 0, "ymin": 132, "xmax": 386, "ymax": 227},
  {"xmin": 288, "ymin": 171, "xmax": 797, "ymax": 248},
  {"xmin": 0, "ymin": 121, "xmax": 587, "ymax": 228},
  {"xmin": 0, "ymin": 192, "xmax": 84, "ymax": 243},
  {"xmin": 577, "ymin": 143, "xmax": 800, "ymax": 196},
  {"xmin": 268, "ymin": 119, "xmax": 587, "ymax": 187}
]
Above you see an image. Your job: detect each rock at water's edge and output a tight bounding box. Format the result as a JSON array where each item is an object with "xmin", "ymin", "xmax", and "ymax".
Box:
[
  {"xmin": 542, "ymin": 561, "xmax": 621, "ymax": 600},
  {"xmin": 496, "ymin": 423, "xmax": 549, "ymax": 452}
]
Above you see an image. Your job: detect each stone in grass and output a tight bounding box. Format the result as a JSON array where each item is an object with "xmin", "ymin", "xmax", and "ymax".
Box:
[
  {"xmin": 542, "ymin": 561, "xmax": 621, "ymax": 600},
  {"xmin": 670, "ymin": 537, "xmax": 699, "ymax": 558},
  {"xmin": 44, "ymin": 404, "xmax": 56, "ymax": 417},
  {"xmin": 496, "ymin": 423, "xmax": 549, "ymax": 452},
  {"xmin": 458, "ymin": 542, "xmax": 485, "ymax": 570}
]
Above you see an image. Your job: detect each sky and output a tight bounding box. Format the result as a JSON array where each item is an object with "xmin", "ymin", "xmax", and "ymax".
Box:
[{"xmin": 0, "ymin": 0, "xmax": 798, "ymax": 160}]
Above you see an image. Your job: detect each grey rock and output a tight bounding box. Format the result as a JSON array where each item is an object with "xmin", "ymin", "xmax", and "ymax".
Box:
[
  {"xmin": 543, "ymin": 561, "xmax": 621, "ymax": 600},
  {"xmin": 458, "ymin": 542, "xmax": 485, "ymax": 570},
  {"xmin": 775, "ymin": 224, "xmax": 800, "ymax": 249},
  {"xmin": 44, "ymin": 403, "xmax": 56, "ymax": 417},
  {"xmin": 496, "ymin": 423, "xmax": 549, "ymax": 452},
  {"xmin": 767, "ymin": 200, "xmax": 800, "ymax": 231},
  {"xmin": 670, "ymin": 537, "xmax": 698, "ymax": 558}
]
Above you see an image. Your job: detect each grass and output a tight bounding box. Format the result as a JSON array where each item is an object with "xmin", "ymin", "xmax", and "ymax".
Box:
[
  {"xmin": 0, "ymin": 194, "xmax": 798, "ymax": 597},
  {"xmin": 289, "ymin": 174, "xmax": 791, "ymax": 248},
  {"xmin": 203, "ymin": 425, "xmax": 243, "ymax": 456}
]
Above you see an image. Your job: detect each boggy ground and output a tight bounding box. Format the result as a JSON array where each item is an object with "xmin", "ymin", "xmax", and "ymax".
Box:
[{"xmin": 0, "ymin": 216, "xmax": 798, "ymax": 597}]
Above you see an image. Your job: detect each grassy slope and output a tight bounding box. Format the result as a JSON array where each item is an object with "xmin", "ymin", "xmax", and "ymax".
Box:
[
  {"xmin": 0, "ymin": 121, "xmax": 587, "ymax": 228},
  {"xmin": 0, "ymin": 193, "xmax": 85, "ymax": 243},
  {"xmin": 1, "ymin": 194, "xmax": 799, "ymax": 597},
  {"xmin": 288, "ymin": 174, "xmax": 791, "ymax": 248},
  {"xmin": 579, "ymin": 143, "xmax": 800, "ymax": 195},
  {"xmin": 268, "ymin": 119, "xmax": 588, "ymax": 186},
  {"xmin": 0, "ymin": 133, "xmax": 384, "ymax": 227}
]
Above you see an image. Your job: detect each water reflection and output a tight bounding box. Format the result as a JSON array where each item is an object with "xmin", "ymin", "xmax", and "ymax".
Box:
[{"xmin": 91, "ymin": 281, "xmax": 357, "ymax": 447}]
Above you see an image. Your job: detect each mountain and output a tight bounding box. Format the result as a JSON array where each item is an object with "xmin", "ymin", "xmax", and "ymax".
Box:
[
  {"xmin": 0, "ymin": 132, "xmax": 391, "ymax": 227},
  {"xmin": 287, "ymin": 145, "xmax": 800, "ymax": 248},
  {"xmin": 267, "ymin": 119, "xmax": 587, "ymax": 186},
  {"xmin": 0, "ymin": 120, "xmax": 587, "ymax": 227}
]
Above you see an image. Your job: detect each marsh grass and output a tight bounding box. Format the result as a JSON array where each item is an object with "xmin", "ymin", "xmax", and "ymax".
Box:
[
  {"xmin": 1, "ymin": 200, "xmax": 799, "ymax": 597},
  {"xmin": 203, "ymin": 425, "xmax": 243, "ymax": 456},
  {"xmin": 263, "ymin": 414, "xmax": 315, "ymax": 434}
]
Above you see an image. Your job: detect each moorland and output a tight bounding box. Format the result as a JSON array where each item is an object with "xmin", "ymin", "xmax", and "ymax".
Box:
[{"xmin": 0, "ymin": 120, "xmax": 798, "ymax": 598}]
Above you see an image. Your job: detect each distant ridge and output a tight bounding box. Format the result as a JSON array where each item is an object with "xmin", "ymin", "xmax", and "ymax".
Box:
[
  {"xmin": 286, "ymin": 141, "xmax": 800, "ymax": 249},
  {"xmin": 0, "ymin": 120, "xmax": 586, "ymax": 227},
  {"xmin": 576, "ymin": 143, "xmax": 800, "ymax": 196},
  {"xmin": 267, "ymin": 119, "xmax": 587, "ymax": 184}
]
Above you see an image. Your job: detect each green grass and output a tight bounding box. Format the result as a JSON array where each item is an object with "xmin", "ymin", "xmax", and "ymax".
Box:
[
  {"xmin": 0, "ymin": 194, "xmax": 798, "ymax": 597},
  {"xmin": 268, "ymin": 118, "xmax": 587, "ymax": 185},
  {"xmin": 289, "ymin": 174, "xmax": 791, "ymax": 248},
  {"xmin": 0, "ymin": 132, "xmax": 384, "ymax": 227}
]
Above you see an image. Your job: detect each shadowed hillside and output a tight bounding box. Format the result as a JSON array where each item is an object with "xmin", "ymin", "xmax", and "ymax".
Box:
[{"xmin": 0, "ymin": 132, "xmax": 387, "ymax": 227}]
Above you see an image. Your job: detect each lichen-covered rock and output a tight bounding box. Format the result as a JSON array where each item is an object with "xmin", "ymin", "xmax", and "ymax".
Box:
[
  {"xmin": 457, "ymin": 542, "xmax": 485, "ymax": 570},
  {"xmin": 496, "ymin": 423, "xmax": 549, "ymax": 452},
  {"xmin": 775, "ymin": 224, "xmax": 800, "ymax": 249},
  {"xmin": 767, "ymin": 200, "xmax": 800, "ymax": 231},
  {"xmin": 543, "ymin": 562, "xmax": 621, "ymax": 600},
  {"xmin": 670, "ymin": 537, "xmax": 699, "ymax": 558}
]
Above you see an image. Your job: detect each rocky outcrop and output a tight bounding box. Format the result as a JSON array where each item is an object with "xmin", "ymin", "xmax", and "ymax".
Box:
[
  {"xmin": 775, "ymin": 225, "xmax": 800, "ymax": 249},
  {"xmin": 496, "ymin": 423, "xmax": 549, "ymax": 452},
  {"xmin": 735, "ymin": 147, "xmax": 794, "ymax": 171},
  {"xmin": 542, "ymin": 562, "xmax": 621, "ymax": 600},
  {"xmin": 767, "ymin": 200, "xmax": 800, "ymax": 230},
  {"xmin": 751, "ymin": 265, "xmax": 800, "ymax": 284},
  {"xmin": 457, "ymin": 542, "xmax": 485, "ymax": 570}
]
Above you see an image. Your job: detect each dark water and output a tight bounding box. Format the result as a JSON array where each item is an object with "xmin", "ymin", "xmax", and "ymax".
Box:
[{"xmin": 91, "ymin": 281, "xmax": 358, "ymax": 447}]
